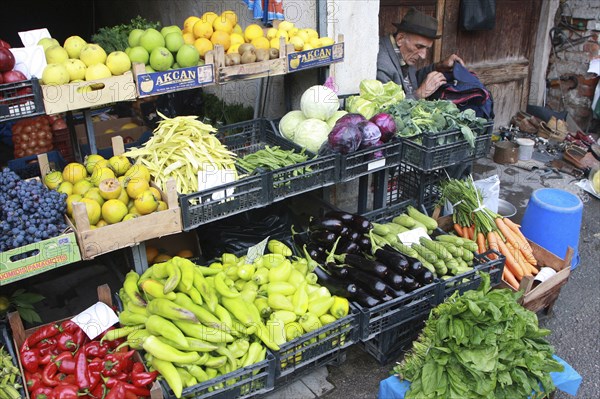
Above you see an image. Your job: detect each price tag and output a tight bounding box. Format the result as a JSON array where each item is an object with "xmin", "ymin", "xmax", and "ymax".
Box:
[
  {"xmin": 246, "ymin": 236, "xmax": 269, "ymax": 264},
  {"xmin": 19, "ymin": 28, "xmax": 51, "ymax": 47},
  {"xmin": 397, "ymin": 227, "xmax": 430, "ymax": 246},
  {"xmin": 71, "ymin": 302, "xmax": 119, "ymax": 340},
  {"xmin": 367, "ymin": 158, "xmax": 387, "ymax": 171},
  {"xmin": 198, "ymin": 168, "xmax": 237, "ymax": 201}
]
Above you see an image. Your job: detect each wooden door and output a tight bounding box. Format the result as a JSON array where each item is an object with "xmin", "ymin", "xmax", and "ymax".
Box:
[{"xmin": 378, "ymin": 0, "xmax": 543, "ymax": 126}]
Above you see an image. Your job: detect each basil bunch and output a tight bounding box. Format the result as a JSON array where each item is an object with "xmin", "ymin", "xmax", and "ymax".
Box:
[{"xmin": 393, "ymin": 273, "xmax": 564, "ymax": 399}]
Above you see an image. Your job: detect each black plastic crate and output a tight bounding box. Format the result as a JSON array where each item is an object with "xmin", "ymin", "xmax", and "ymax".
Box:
[
  {"xmin": 8, "ymin": 150, "xmax": 66, "ymax": 179},
  {"xmin": 274, "ymin": 309, "xmax": 359, "ymax": 378},
  {"xmin": 0, "ymin": 78, "xmax": 45, "ymax": 122},
  {"xmin": 440, "ymin": 249, "xmax": 505, "ymax": 300},
  {"xmin": 339, "ymin": 139, "xmax": 402, "ymax": 181},
  {"xmin": 179, "ymin": 173, "xmax": 267, "ymax": 231},
  {"xmin": 273, "ymin": 349, "xmax": 347, "ymax": 388},
  {"xmin": 387, "ymin": 162, "xmax": 447, "ymax": 214},
  {"xmin": 0, "ymin": 321, "xmax": 26, "ymax": 399},
  {"xmin": 219, "ymin": 119, "xmax": 339, "ymax": 203},
  {"xmin": 361, "ymin": 314, "xmax": 427, "ymax": 365},
  {"xmin": 160, "ymin": 353, "xmax": 276, "ymax": 399},
  {"xmin": 400, "ymin": 121, "xmax": 493, "ymax": 171},
  {"xmin": 471, "ymin": 130, "xmax": 493, "ymax": 160}
]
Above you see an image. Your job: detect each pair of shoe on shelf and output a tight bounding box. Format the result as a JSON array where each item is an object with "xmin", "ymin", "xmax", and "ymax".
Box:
[
  {"xmin": 564, "ymin": 130, "xmax": 596, "ymax": 148},
  {"xmin": 511, "ymin": 111, "xmax": 541, "ymax": 134}
]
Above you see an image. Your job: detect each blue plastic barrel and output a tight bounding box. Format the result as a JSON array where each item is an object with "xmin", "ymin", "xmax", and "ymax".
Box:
[{"xmin": 520, "ymin": 188, "xmax": 583, "ymax": 269}]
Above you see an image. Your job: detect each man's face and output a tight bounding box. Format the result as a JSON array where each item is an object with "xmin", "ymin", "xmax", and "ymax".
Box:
[{"xmin": 396, "ymin": 33, "xmax": 434, "ymax": 65}]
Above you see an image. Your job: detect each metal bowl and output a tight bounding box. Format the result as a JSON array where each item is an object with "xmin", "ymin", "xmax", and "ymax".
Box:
[{"xmin": 497, "ymin": 199, "xmax": 517, "ymax": 218}]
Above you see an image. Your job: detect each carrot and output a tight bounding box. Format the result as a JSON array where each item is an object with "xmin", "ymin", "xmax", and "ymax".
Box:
[
  {"xmin": 503, "ymin": 267, "xmax": 520, "ymax": 290},
  {"xmin": 522, "ymin": 260, "xmax": 539, "ymax": 276},
  {"xmin": 476, "ymin": 232, "xmax": 486, "ymax": 254},
  {"xmin": 507, "ymin": 242, "xmax": 531, "ymax": 277},
  {"xmin": 466, "ymin": 225, "xmax": 475, "ymax": 240},
  {"xmin": 487, "ymin": 231, "xmax": 499, "ymax": 260},
  {"xmin": 454, "ymin": 223, "xmax": 464, "ymax": 237},
  {"xmin": 494, "ymin": 231, "xmax": 524, "ymax": 280},
  {"xmin": 499, "ymin": 218, "xmax": 537, "ymax": 265}
]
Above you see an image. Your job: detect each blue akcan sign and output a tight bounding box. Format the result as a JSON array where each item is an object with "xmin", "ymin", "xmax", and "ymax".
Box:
[
  {"xmin": 136, "ymin": 65, "xmax": 215, "ymax": 97},
  {"xmin": 287, "ymin": 43, "xmax": 344, "ymax": 72}
]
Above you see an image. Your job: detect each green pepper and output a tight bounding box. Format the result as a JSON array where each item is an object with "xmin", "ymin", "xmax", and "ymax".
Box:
[
  {"xmin": 177, "ymin": 257, "xmax": 195, "ymax": 291},
  {"xmin": 205, "ymin": 367, "xmax": 218, "ymax": 379},
  {"xmin": 203, "ymin": 355, "xmax": 227, "ymax": 369},
  {"xmin": 292, "ymin": 258, "xmax": 309, "ymax": 276},
  {"xmin": 271, "ymin": 310, "xmax": 297, "ymax": 324},
  {"xmin": 254, "ymin": 296, "xmax": 272, "ymax": 318},
  {"xmin": 225, "ymin": 265, "xmax": 239, "ymax": 280},
  {"xmin": 240, "ymin": 287, "xmax": 258, "ymax": 303},
  {"xmin": 146, "ymin": 314, "xmax": 188, "ymax": 348},
  {"xmin": 101, "ymin": 325, "xmax": 144, "ymax": 342},
  {"xmin": 123, "ymin": 271, "xmax": 146, "ymax": 307},
  {"xmin": 308, "ymin": 286, "xmax": 331, "ymax": 302},
  {"xmin": 287, "ymin": 268, "xmax": 306, "ymax": 287},
  {"xmin": 151, "ymin": 261, "xmax": 169, "ymax": 279},
  {"xmin": 214, "ymin": 272, "xmax": 241, "ymax": 298},
  {"xmin": 319, "ymin": 314, "xmax": 337, "ymax": 326},
  {"xmin": 157, "ymin": 335, "xmax": 218, "ymax": 353},
  {"xmin": 141, "ymin": 278, "xmax": 177, "ymax": 300},
  {"xmin": 305, "ymin": 272, "xmax": 318, "ymax": 285},
  {"xmin": 120, "ymin": 329, "xmax": 151, "ymax": 350},
  {"xmin": 267, "ymin": 239, "xmax": 292, "ymax": 256},
  {"xmin": 194, "ymin": 269, "xmax": 218, "ymax": 312},
  {"xmin": 174, "ymin": 320, "xmax": 234, "ymax": 343},
  {"xmin": 267, "ymin": 281, "xmax": 296, "ymax": 296},
  {"xmin": 221, "ymin": 253, "xmax": 238, "ymax": 266},
  {"xmin": 173, "ymin": 292, "xmax": 225, "ymax": 331},
  {"xmin": 163, "ymin": 260, "xmax": 182, "ymax": 294},
  {"xmin": 119, "ymin": 309, "xmax": 148, "ymax": 326},
  {"xmin": 284, "ymin": 321, "xmax": 304, "ymax": 341},
  {"xmin": 267, "ymin": 293, "xmax": 294, "ymax": 312},
  {"xmin": 268, "ymin": 259, "xmax": 292, "ymax": 282},
  {"xmin": 330, "ymin": 296, "xmax": 349, "ymax": 319},
  {"xmin": 308, "ymin": 296, "xmax": 335, "ymax": 317},
  {"xmin": 151, "ymin": 357, "xmax": 182, "ymax": 398},
  {"xmin": 176, "ymin": 366, "xmax": 197, "ymax": 388},
  {"xmin": 237, "ymin": 263, "xmax": 256, "ymax": 281},
  {"xmin": 143, "ymin": 335, "xmax": 201, "ymax": 364},
  {"xmin": 262, "ymin": 253, "xmax": 285, "ymax": 269},
  {"xmin": 267, "ymin": 319, "xmax": 287, "ymax": 345},
  {"xmin": 252, "ymin": 267, "xmax": 269, "ymax": 285},
  {"xmin": 147, "ymin": 298, "xmax": 199, "ymax": 322},
  {"xmin": 242, "ymin": 342, "xmax": 264, "ymax": 368},
  {"xmin": 299, "ymin": 312, "xmax": 322, "ymax": 333},
  {"xmin": 182, "ymin": 364, "xmax": 210, "ymax": 383},
  {"xmin": 228, "ymin": 339, "xmax": 250, "ymax": 358}
]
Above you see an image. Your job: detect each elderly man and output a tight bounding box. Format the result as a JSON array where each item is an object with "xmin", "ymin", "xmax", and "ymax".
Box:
[{"xmin": 377, "ymin": 7, "xmax": 464, "ymax": 100}]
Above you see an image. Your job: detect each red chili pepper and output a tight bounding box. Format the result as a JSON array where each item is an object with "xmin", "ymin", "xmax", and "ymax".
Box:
[
  {"xmin": 21, "ymin": 348, "xmax": 41, "ymax": 373},
  {"xmin": 51, "ymin": 384, "xmax": 80, "ymax": 399},
  {"xmin": 105, "ymin": 382, "xmax": 125, "ymax": 399},
  {"xmin": 38, "ymin": 338, "xmax": 59, "ymax": 356},
  {"xmin": 83, "ymin": 341, "xmax": 108, "ymax": 358},
  {"xmin": 110, "ymin": 349, "xmax": 135, "ymax": 370},
  {"xmin": 74, "ymin": 350, "xmax": 90, "ymax": 390},
  {"xmin": 60, "ymin": 320, "xmax": 79, "ymax": 334},
  {"xmin": 42, "ymin": 360, "xmax": 61, "ymax": 386},
  {"xmin": 55, "ymin": 352, "xmax": 76, "ymax": 374},
  {"xmin": 130, "ymin": 362, "xmax": 158, "ymax": 388},
  {"xmin": 26, "ymin": 324, "xmax": 61, "ymax": 348},
  {"xmin": 124, "ymin": 391, "xmax": 138, "ymax": 399},
  {"xmin": 56, "ymin": 331, "xmax": 78, "ymax": 352},
  {"xmin": 40, "ymin": 352, "xmax": 53, "ymax": 366},
  {"xmin": 32, "ymin": 386, "xmax": 53, "ymax": 399},
  {"xmin": 73, "ymin": 328, "xmax": 89, "ymax": 348},
  {"xmin": 90, "ymin": 383, "xmax": 107, "ymax": 399},
  {"xmin": 121, "ymin": 381, "xmax": 152, "ymax": 396},
  {"xmin": 58, "ymin": 373, "xmax": 77, "ymax": 386},
  {"xmin": 100, "ymin": 351, "xmax": 133, "ymax": 377},
  {"xmin": 25, "ymin": 371, "xmax": 43, "ymax": 393}
]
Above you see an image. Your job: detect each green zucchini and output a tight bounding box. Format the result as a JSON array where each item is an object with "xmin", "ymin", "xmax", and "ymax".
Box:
[
  {"xmin": 436, "ymin": 241, "xmax": 459, "ymax": 257},
  {"xmin": 386, "ymin": 222, "xmax": 409, "ymax": 235},
  {"xmin": 411, "ymin": 244, "xmax": 438, "ymax": 264},
  {"xmin": 372, "ymin": 223, "xmax": 390, "ymax": 236},
  {"xmin": 419, "ymin": 237, "xmax": 452, "ymax": 261},
  {"xmin": 392, "ymin": 242, "xmax": 419, "ymax": 258},
  {"xmin": 392, "ymin": 214, "xmax": 416, "ymax": 228},
  {"xmin": 433, "ymin": 259, "xmax": 448, "ymax": 276},
  {"xmin": 407, "ymin": 206, "xmax": 438, "ymax": 231},
  {"xmin": 435, "ymin": 235, "xmax": 465, "ymax": 247}
]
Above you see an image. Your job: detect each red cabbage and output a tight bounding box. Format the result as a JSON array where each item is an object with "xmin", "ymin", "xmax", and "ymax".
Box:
[
  {"xmin": 358, "ymin": 121, "xmax": 382, "ymax": 149},
  {"xmin": 336, "ymin": 113, "xmax": 366, "ymax": 127},
  {"xmin": 328, "ymin": 122, "xmax": 362, "ymax": 154},
  {"xmin": 369, "ymin": 113, "xmax": 396, "ymax": 143}
]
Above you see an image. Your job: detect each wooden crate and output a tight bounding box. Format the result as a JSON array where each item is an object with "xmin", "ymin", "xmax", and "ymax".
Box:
[
  {"xmin": 207, "ymin": 38, "xmax": 289, "ymax": 83},
  {"xmin": 436, "ymin": 212, "xmax": 572, "ymax": 313},
  {"xmin": 41, "ymin": 72, "xmax": 137, "ymax": 114},
  {"xmin": 8, "ymin": 285, "xmax": 163, "ymax": 399}
]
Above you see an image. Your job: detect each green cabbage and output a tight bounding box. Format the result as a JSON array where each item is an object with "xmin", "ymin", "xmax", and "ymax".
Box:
[
  {"xmin": 346, "ymin": 96, "xmax": 378, "ymax": 120},
  {"xmin": 326, "ymin": 110, "xmax": 348, "ymax": 129},
  {"xmin": 278, "ymin": 110, "xmax": 306, "ymax": 140},
  {"xmin": 293, "ymin": 118, "xmax": 331, "ymax": 153},
  {"xmin": 359, "ymin": 79, "xmax": 385, "ymax": 100},
  {"xmin": 348, "ymin": 80, "xmax": 405, "ymax": 118},
  {"xmin": 300, "ymin": 85, "xmax": 340, "ymax": 121}
]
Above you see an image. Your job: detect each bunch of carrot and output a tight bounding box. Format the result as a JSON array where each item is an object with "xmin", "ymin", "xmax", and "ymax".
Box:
[{"xmin": 442, "ymin": 178, "xmax": 538, "ymax": 290}]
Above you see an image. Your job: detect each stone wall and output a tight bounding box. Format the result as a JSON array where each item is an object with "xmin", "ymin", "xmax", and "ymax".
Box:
[{"xmin": 546, "ymin": 0, "xmax": 600, "ymax": 130}]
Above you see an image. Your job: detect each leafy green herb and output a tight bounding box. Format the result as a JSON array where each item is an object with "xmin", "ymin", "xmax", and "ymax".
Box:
[
  {"xmin": 91, "ymin": 16, "xmax": 161, "ymax": 53},
  {"xmin": 385, "ymin": 99, "xmax": 487, "ymax": 146},
  {"xmin": 392, "ymin": 273, "xmax": 564, "ymax": 399}
]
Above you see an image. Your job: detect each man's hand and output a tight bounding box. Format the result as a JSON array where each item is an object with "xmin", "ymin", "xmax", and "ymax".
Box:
[
  {"xmin": 415, "ymin": 71, "xmax": 447, "ymax": 99},
  {"xmin": 435, "ymin": 54, "xmax": 465, "ymax": 72}
]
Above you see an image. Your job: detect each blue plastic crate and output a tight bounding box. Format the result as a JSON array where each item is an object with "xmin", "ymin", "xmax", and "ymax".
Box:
[{"xmin": 8, "ymin": 150, "xmax": 66, "ymax": 179}]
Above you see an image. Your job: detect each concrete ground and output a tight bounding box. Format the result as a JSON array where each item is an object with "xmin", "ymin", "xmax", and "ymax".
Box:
[{"xmin": 268, "ymin": 152, "xmax": 600, "ymax": 399}]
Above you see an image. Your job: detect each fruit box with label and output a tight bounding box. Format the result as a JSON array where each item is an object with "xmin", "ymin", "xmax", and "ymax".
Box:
[
  {"xmin": 144, "ymin": 230, "xmax": 202, "ymax": 265},
  {"xmin": 41, "ymin": 72, "xmax": 137, "ymax": 114},
  {"xmin": 74, "ymin": 117, "xmax": 151, "ymax": 158},
  {"xmin": 435, "ymin": 213, "xmax": 571, "ymax": 313},
  {"xmin": 0, "ymin": 232, "xmax": 81, "ymax": 286},
  {"xmin": 7, "ymin": 285, "xmax": 163, "ymax": 399},
  {"xmin": 132, "ymin": 62, "xmax": 216, "ymax": 98}
]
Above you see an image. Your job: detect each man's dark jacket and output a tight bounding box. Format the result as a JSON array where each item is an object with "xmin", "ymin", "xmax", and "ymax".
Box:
[{"xmin": 376, "ymin": 36, "xmax": 435, "ymax": 99}]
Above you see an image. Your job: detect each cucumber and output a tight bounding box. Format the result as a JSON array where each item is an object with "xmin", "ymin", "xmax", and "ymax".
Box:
[
  {"xmin": 420, "ymin": 237, "xmax": 452, "ymax": 261},
  {"xmin": 411, "ymin": 244, "xmax": 438, "ymax": 264},
  {"xmin": 407, "ymin": 206, "xmax": 438, "ymax": 231},
  {"xmin": 392, "ymin": 214, "xmax": 416, "ymax": 228},
  {"xmin": 435, "ymin": 235, "xmax": 465, "ymax": 247},
  {"xmin": 372, "ymin": 223, "xmax": 390, "ymax": 236}
]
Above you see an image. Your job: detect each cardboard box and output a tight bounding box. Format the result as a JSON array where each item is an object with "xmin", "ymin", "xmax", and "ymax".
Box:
[
  {"xmin": 8, "ymin": 285, "xmax": 163, "ymax": 399},
  {"xmin": 286, "ymin": 35, "xmax": 345, "ymax": 73},
  {"xmin": 41, "ymin": 72, "xmax": 137, "ymax": 114},
  {"xmin": 145, "ymin": 230, "xmax": 202, "ymax": 262},
  {"xmin": 74, "ymin": 117, "xmax": 147, "ymax": 147},
  {"xmin": 132, "ymin": 62, "xmax": 215, "ymax": 98},
  {"xmin": 0, "ymin": 232, "xmax": 81, "ymax": 286}
]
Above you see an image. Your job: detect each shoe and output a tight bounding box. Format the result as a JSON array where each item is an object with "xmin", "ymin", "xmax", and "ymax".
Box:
[
  {"xmin": 564, "ymin": 146, "xmax": 600, "ymax": 170},
  {"xmin": 565, "ymin": 135, "xmax": 585, "ymax": 148},
  {"xmin": 539, "ymin": 120, "xmax": 567, "ymax": 141},
  {"xmin": 573, "ymin": 130, "xmax": 595, "ymax": 146}
]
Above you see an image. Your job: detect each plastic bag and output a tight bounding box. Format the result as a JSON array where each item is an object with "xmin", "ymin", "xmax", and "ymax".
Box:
[
  {"xmin": 459, "ymin": 0, "xmax": 496, "ymax": 31},
  {"xmin": 444, "ymin": 175, "xmax": 500, "ymax": 215}
]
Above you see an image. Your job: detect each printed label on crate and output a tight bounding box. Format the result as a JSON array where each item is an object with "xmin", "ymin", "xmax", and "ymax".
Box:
[
  {"xmin": 198, "ymin": 168, "xmax": 236, "ymax": 200},
  {"xmin": 71, "ymin": 302, "xmax": 119, "ymax": 339},
  {"xmin": 0, "ymin": 233, "xmax": 81, "ymax": 285},
  {"xmin": 287, "ymin": 42, "xmax": 344, "ymax": 71},
  {"xmin": 368, "ymin": 158, "xmax": 387, "ymax": 171},
  {"xmin": 136, "ymin": 65, "xmax": 215, "ymax": 96}
]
